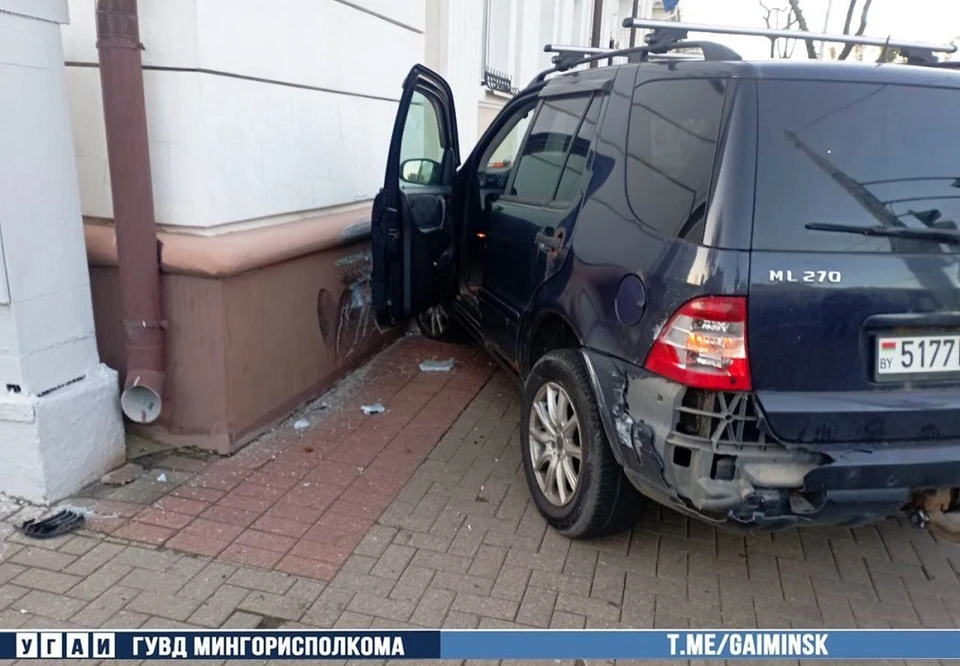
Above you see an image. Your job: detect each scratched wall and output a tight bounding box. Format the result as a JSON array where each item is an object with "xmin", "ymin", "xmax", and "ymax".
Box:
[{"xmin": 88, "ymin": 241, "xmax": 394, "ymax": 454}]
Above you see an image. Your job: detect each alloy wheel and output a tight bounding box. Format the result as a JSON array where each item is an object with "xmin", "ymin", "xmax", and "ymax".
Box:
[{"xmin": 528, "ymin": 381, "xmax": 582, "ymax": 506}]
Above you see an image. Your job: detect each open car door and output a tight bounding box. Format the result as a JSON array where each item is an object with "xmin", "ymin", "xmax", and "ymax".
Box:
[{"xmin": 372, "ymin": 65, "xmax": 460, "ymax": 327}]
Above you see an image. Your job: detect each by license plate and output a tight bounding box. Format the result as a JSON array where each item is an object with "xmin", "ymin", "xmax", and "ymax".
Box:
[{"xmin": 876, "ymin": 335, "xmax": 960, "ymax": 376}]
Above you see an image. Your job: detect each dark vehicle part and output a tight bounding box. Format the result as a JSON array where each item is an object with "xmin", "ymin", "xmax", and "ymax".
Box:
[
  {"xmin": 540, "ymin": 18, "xmax": 955, "ymax": 86},
  {"xmin": 805, "ymin": 222, "xmax": 960, "ymax": 244},
  {"xmin": 374, "ymin": 19, "xmax": 960, "ymax": 538},
  {"xmin": 750, "ymin": 80, "xmax": 960, "ymax": 444},
  {"xmin": 521, "ymin": 350, "xmax": 640, "ymax": 537},
  {"xmin": 19, "ymin": 510, "xmax": 84, "ymax": 539},
  {"xmin": 621, "ymin": 18, "xmax": 956, "ymax": 65}
]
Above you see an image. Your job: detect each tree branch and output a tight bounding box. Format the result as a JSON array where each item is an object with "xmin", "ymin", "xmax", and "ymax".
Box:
[
  {"xmin": 837, "ymin": 0, "xmax": 873, "ymax": 60},
  {"xmin": 786, "ymin": 0, "xmax": 820, "ymax": 59},
  {"xmin": 840, "ymin": 0, "xmax": 857, "ymax": 35}
]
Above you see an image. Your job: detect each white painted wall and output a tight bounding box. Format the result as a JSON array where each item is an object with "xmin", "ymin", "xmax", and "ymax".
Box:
[
  {"xmin": 61, "ymin": 0, "xmax": 425, "ymax": 229},
  {"xmin": 0, "ymin": 0, "xmax": 124, "ymax": 503},
  {"xmin": 426, "ymin": 0, "xmax": 485, "ymax": 156},
  {"xmin": 437, "ymin": 0, "xmax": 592, "ymax": 152},
  {"xmin": 0, "ymin": 4, "xmax": 100, "ymax": 395},
  {"xmin": 61, "ymin": 0, "xmax": 594, "ymax": 231}
]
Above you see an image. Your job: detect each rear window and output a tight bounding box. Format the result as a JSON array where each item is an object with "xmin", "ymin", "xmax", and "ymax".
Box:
[
  {"xmin": 754, "ymin": 80, "xmax": 960, "ymax": 254},
  {"xmin": 627, "ymin": 78, "xmax": 727, "ymax": 242}
]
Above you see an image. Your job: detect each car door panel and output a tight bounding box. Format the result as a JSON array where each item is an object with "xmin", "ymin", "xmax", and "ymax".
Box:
[
  {"xmin": 459, "ymin": 96, "xmax": 539, "ymax": 323},
  {"xmin": 372, "ymin": 65, "xmax": 460, "ymax": 328},
  {"xmin": 479, "ymin": 94, "xmax": 600, "ymax": 365}
]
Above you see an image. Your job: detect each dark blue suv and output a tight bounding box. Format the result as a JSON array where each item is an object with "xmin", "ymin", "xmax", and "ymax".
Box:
[{"xmin": 372, "ymin": 26, "xmax": 960, "ymax": 538}]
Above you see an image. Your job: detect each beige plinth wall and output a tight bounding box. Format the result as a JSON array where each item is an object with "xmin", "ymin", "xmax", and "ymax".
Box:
[{"xmin": 85, "ymin": 206, "xmax": 396, "ymax": 454}]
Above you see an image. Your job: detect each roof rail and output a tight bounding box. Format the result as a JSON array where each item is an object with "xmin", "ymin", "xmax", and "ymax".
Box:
[
  {"xmin": 533, "ymin": 34, "xmax": 741, "ymax": 85},
  {"xmin": 624, "ymin": 18, "xmax": 958, "ymax": 65},
  {"xmin": 544, "ymin": 44, "xmax": 730, "ymax": 69},
  {"xmin": 543, "ymin": 45, "xmax": 625, "ymax": 70},
  {"xmin": 530, "ymin": 18, "xmax": 957, "ymax": 88}
]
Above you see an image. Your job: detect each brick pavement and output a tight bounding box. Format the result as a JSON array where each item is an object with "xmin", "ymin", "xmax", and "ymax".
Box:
[
  {"xmin": 62, "ymin": 336, "xmax": 496, "ymax": 582},
  {"xmin": 2, "ymin": 336, "xmax": 960, "ymax": 666}
]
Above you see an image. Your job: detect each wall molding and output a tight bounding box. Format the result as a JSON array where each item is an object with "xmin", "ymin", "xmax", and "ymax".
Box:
[
  {"xmin": 64, "ymin": 61, "xmax": 402, "ymax": 104},
  {"xmin": 85, "ymin": 204, "xmax": 373, "ymax": 278}
]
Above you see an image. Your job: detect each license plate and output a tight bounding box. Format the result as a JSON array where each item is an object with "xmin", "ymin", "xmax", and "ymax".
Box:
[{"xmin": 876, "ymin": 335, "xmax": 960, "ymax": 376}]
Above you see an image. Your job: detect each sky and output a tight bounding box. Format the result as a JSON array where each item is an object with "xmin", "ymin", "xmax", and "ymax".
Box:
[{"xmin": 666, "ymin": 0, "xmax": 959, "ymax": 60}]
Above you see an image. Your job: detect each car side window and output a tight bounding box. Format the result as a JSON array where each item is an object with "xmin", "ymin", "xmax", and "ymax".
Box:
[
  {"xmin": 509, "ymin": 95, "xmax": 592, "ymax": 203},
  {"xmin": 478, "ymin": 102, "xmax": 537, "ymax": 192},
  {"xmin": 553, "ymin": 95, "xmax": 602, "ymax": 205},
  {"xmin": 399, "ymin": 90, "xmax": 447, "ymax": 188},
  {"xmin": 626, "ymin": 78, "xmax": 726, "ymax": 241}
]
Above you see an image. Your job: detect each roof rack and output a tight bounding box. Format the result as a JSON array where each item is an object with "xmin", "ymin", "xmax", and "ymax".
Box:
[
  {"xmin": 533, "ymin": 31, "xmax": 740, "ymax": 85},
  {"xmin": 531, "ymin": 18, "xmax": 958, "ymax": 87},
  {"xmin": 623, "ymin": 18, "xmax": 958, "ymax": 65},
  {"xmin": 544, "ymin": 44, "xmax": 712, "ymax": 70}
]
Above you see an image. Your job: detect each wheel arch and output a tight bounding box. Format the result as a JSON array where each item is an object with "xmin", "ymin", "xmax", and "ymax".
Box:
[{"xmin": 520, "ymin": 308, "xmax": 583, "ymax": 377}]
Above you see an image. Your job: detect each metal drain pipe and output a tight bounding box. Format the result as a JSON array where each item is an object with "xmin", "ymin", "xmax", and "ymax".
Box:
[{"xmin": 96, "ymin": 0, "xmax": 165, "ymax": 423}]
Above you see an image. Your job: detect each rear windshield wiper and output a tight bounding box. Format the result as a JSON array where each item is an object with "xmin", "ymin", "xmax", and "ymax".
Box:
[{"xmin": 805, "ymin": 222, "xmax": 960, "ymax": 244}]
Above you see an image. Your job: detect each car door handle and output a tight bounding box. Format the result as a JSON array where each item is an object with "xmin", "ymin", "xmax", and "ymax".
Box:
[{"xmin": 535, "ymin": 231, "xmax": 562, "ymax": 251}]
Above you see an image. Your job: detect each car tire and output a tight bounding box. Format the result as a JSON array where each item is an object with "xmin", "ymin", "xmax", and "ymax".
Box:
[
  {"xmin": 416, "ymin": 304, "xmax": 472, "ymax": 343},
  {"xmin": 521, "ymin": 349, "xmax": 640, "ymax": 538}
]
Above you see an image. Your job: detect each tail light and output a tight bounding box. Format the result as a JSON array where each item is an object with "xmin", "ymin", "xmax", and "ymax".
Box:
[{"xmin": 644, "ymin": 296, "xmax": 751, "ymax": 391}]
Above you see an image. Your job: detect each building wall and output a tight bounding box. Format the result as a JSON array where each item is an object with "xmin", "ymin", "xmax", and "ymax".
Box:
[
  {"xmin": 434, "ymin": 0, "xmax": 593, "ymax": 151},
  {"xmin": 59, "ymin": 0, "xmax": 593, "ymax": 453},
  {"xmin": 61, "ymin": 0, "xmax": 598, "ymax": 230},
  {"xmin": 87, "ymin": 228, "xmax": 393, "ymax": 454},
  {"xmin": 61, "ymin": 0, "xmax": 425, "ymax": 231},
  {"xmin": 0, "ymin": 2, "xmax": 99, "ymax": 396},
  {"xmin": 0, "ymin": 0, "xmax": 123, "ymax": 502}
]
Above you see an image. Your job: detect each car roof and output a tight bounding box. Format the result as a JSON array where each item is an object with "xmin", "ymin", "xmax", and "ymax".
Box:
[{"xmin": 544, "ymin": 57, "xmax": 960, "ymax": 90}]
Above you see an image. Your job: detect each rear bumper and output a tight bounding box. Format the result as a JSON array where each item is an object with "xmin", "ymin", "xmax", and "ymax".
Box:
[{"xmin": 581, "ymin": 348, "xmax": 960, "ymax": 531}]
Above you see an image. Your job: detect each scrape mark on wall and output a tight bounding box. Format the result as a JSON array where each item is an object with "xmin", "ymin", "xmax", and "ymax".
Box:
[
  {"xmin": 339, "ymin": 219, "xmax": 372, "ymax": 245},
  {"xmin": 316, "ymin": 288, "xmax": 335, "ymax": 342},
  {"xmin": 334, "ymin": 253, "xmax": 374, "ymax": 361},
  {"xmin": 334, "ymin": 250, "xmax": 371, "ymax": 268}
]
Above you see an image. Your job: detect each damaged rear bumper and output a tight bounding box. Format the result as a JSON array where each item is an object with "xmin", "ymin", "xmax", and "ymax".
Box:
[{"xmin": 581, "ymin": 348, "xmax": 960, "ymax": 531}]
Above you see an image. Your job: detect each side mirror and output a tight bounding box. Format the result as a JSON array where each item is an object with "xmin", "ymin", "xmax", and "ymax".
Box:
[{"xmin": 400, "ymin": 158, "xmax": 442, "ymax": 186}]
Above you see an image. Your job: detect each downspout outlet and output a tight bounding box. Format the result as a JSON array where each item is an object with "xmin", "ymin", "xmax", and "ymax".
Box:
[{"xmin": 121, "ymin": 369, "xmax": 164, "ymax": 423}]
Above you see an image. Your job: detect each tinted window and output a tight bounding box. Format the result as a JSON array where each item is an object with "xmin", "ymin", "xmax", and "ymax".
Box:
[
  {"xmin": 476, "ymin": 101, "xmax": 537, "ymax": 193},
  {"xmin": 511, "ymin": 96, "xmax": 591, "ymax": 202},
  {"xmin": 754, "ymin": 81, "xmax": 960, "ymax": 254},
  {"xmin": 483, "ymin": 104, "xmax": 535, "ymax": 171},
  {"xmin": 400, "ymin": 90, "xmax": 445, "ymax": 164},
  {"xmin": 555, "ymin": 95, "xmax": 602, "ymax": 204},
  {"xmin": 399, "ymin": 90, "xmax": 446, "ymax": 189},
  {"xmin": 626, "ymin": 78, "xmax": 726, "ymax": 240}
]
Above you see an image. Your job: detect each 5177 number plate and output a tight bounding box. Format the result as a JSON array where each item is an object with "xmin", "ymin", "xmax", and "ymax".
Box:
[{"xmin": 876, "ymin": 335, "xmax": 960, "ymax": 376}]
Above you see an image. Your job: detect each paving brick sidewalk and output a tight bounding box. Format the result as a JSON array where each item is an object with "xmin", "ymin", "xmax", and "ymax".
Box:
[
  {"xmin": 61, "ymin": 336, "xmax": 496, "ymax": 582},
  {"xmin": 2, "ymin": 336, "xmax": 960, "ymax": 665}
]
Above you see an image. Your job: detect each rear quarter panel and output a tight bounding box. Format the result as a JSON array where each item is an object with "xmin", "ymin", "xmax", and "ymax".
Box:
[{"xmin": 532, "ymin": 64, "xmax": 752, "ymax": 367}]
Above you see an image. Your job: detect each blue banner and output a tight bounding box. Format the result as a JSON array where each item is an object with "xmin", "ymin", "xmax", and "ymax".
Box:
[{"xmin": 7, "ymin": 629, "xmax": 960, "ymax": 660}]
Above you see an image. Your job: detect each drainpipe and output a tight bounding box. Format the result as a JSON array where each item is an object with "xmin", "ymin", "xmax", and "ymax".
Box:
[{"xmin": 96, "ymin": 0, "xmax": 165, "ymax": 424}]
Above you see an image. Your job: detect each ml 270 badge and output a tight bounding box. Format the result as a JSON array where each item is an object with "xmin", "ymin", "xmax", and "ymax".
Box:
[{"xmin": 769, "ymin": 270, "xmax": 841, "ymax": 283}]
